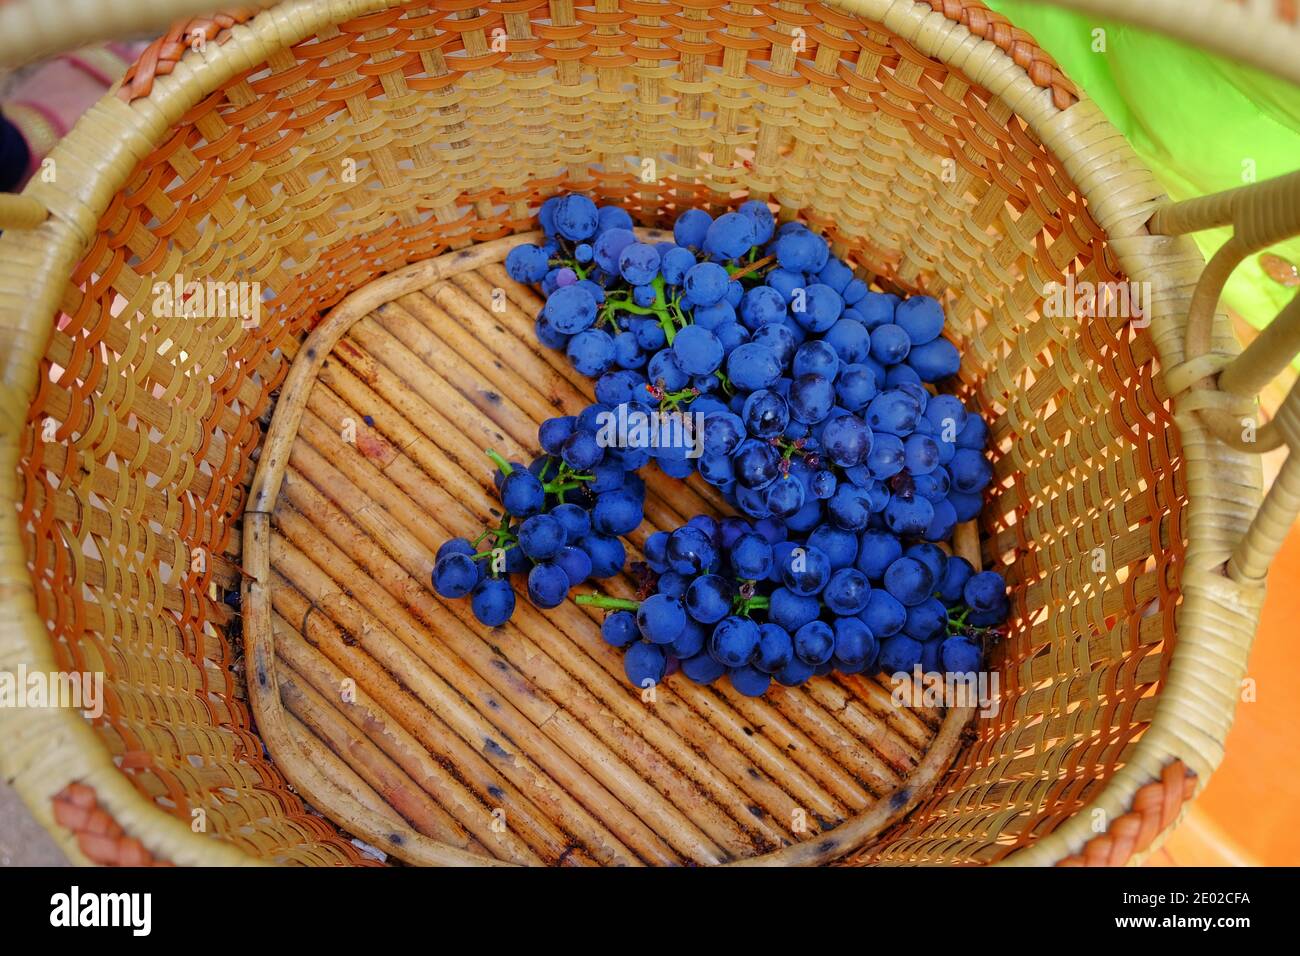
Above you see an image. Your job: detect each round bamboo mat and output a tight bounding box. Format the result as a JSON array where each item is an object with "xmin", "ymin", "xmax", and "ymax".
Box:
[{"xmin": 243, "ymin": 233, "xmax": 974, "ymax": 866}]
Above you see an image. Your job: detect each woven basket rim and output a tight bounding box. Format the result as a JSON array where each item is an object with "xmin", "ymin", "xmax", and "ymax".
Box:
[{"xmin": 0, "ymin": 0, "xmax": 1264, "ymax": 866}]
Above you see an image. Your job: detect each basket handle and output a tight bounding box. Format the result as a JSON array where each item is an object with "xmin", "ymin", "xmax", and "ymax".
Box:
[
  {"xmin": 1036, "ymin": 0, "xmax": 1300, "ymax": 85},
  {"xmin": 0, "ymin": 0, "xmax": 278, "ymax": 70},
  {"xmin": 1152, "ymin": 171, "xmax": 1300, "ymax": 583},
  {"xmin": 1038, "ymin": 0, "xmax": 1300, "ymax": 583}
]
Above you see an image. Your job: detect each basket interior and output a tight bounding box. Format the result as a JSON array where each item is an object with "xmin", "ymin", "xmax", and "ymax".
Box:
[{"xmin": 13, "ymin": 0, "xmax": 1186, "ymax": 865}]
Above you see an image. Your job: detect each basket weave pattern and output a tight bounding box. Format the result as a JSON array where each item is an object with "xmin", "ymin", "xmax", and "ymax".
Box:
[{"xmin": 3, "ymin": 0, "xmax": 1215, "ymax": 865}]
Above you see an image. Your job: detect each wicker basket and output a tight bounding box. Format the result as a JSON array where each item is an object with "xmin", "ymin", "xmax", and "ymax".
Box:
[{"xmin": 2, "ymin": 0, "xmax": 1298, "ymax": 867}]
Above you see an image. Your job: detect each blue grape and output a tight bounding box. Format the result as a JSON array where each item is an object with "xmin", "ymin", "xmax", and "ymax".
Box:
[
  {"xmin": 950, "ymin": 447, "xmax": 993, "ymax": 494},
  {"xmin": 794, "ymin": 620, "xmax": 835, "ymax": 665},
  {"xmin": 732, "ymin": 439, "xmax": 781, "ymax": 490},
  {"xmin": 741, "ymin": 285, "xmax": 787, "ymax": 329},
  {"xmin": 470, "ymin": 577, "xmax": 515, "ymax": 626},
  {"xmin": 703, "ymin": 212, "xmax": 756, "ymax": 260},
  {"xmin": 792, "ymin": 339, "xmax": 839, "ymax": 380},
  {"xmin": 625, "ymin": 642, "xmax": 667, "ymax": 687},
  {"xmin": 869, "ymin": 323, "xmax": 910, "ymax": 364},
  {"xmin": 672, "ymin": 618, "xmax": 707, "ymax": 659},
  {"xmin": 682, "ymin": 652, "xmax": 726, "ymax": 684},
  {"xmin": 894, "ymin": 295, "xmax": 944, "ymax": 344},
  {"xmin": 527, "ymin": 562, "xmax": 570, "ymax": 608},
  {"xmin": 821, "ymin": 412, "xmax": 872, "ymax": 468},
  {"xmin": 788, "ymin": 373, "xmax": 836, "ymax": 425},
  {"xmin": 823, "ymin": 318, "xmax": 871, "ymax": 364},
  {"xmin": 709, "ymin": 616, "xmax": 760, "ymax": 668},
  {"xmin": 941, "ymin": 635, "xmax": 981, "ymax": 673},
  {"xmin": 637, "ymin": 593, "xmax": 687, "ymax": 645},
  {"xmin": 544, "ymin": 286, "xmax": 598, "ymax": 338},
  {"xmin": 824, "ymin": 567, "xmax": 870, "ymax": 615},
  {"xmin": 661, "ymin": 246, "xmax": 697, "ymax": 285},
  {"xmin": 904, "ymin": 434, "xmax": 940, "ymax": 475},
  {"xmin": 506, "ymin": 244, "xmax": 550, "ymax": 283},
  {"xmin": 791, "ymin": 284, "xmax": 842, "ymax": 333},
  {"xmin": 602, "ymin": 610, "xmax": 640, "ymax": 647},
  {"xmin": 500, "ymin": 469, "xmax": 546, "ymax": 517},
  {"xmin": 936, "ymin": 555, "xmax": 974, "ymax": 603},
  {"xmin": 436, "ymin": 537, "xmax": 476, "ymax": 562},
  {"xmin": 584, "ymin": 533, "xmax": 626, "ymax": 578},
  {"xmin": 685, "ymin": 574, "xmax": 732, "ymax": 624},
  {"xmin": 807, "ymin": 524, "xmax": 857, "ymax": 569},
  {"xmin": 728, "ymin": 665, "xmax": 772, "ymax": 697},
  {"xmin": 554, "ymin": 545, "xmax": 592, "ymax": 586},
  {"xmin": 647, "ymin": 348, "xmax": 689, "ymax": 392},
  {"xmin": 780, "ymin": 545, "xmax": 831, "ymax": 596},
  {"xmin": 618, "ymin": 242, "xmax": 661, "ymax": 285},
  {"xmin": 907, "ymin": 337, "xmax": 961, "ymax": 381},
  {"xmin": 667, "ymin": 525, "xmax": 718, "ymax": 574},
  {"xmin": 878, "ymin": 634, "xmax": 923, "ymax": 675},
  {"xmin": 883, "ymin": 556, "xmax": 935, "ymax": 606},
  {"xmin": 567, "ymin": 328, "xmax": 615, "ymax": 377},
  {"xmin": 861, "ymin": 589, "xmax": 907, "ymax": 637},
  {"xmin": 554, "ymin": 194, "xmax": 599, "ymax": 240},
  {"xmin": 726, "ymin": 343, "xmax": 783, "ymax": 391},
  {"xmin": 742, "ymin": 389, "xmax": 789, "ymax": 438},
  {"xmin": 673, "ymin": 208, "xmax": 712, "ymax": 249},
  {"xmin": 755, "ymin": 623, "xmax": 794, "ymax": 673},
  {"xmin": 560, "ymin": 431, "xmax": 604, "ymax": 471},
  {"xmin": 518, "ymin": 514, "xmax": 565, "ymax": 560},
  {"xmin": 672, "ymin": 324, "xmax": 724, "ymax": 376},
  {"xmin": 865, "ymin": 389, "xmax": 921, "ymax": 436},
  {"xmin": 770, "ymin": 587, "xmax": 820, "ymax": 632},
  {"xmin": 903, "ymin": 597, "xmax": 947, "ymax": 641},
  {"xmin": 963, "ymin": 571, "xmax": 1006, "ymax": 613},
  {"xmin": 883, "ymin": 494, "xmax": 934, "ymax": 537},
  {"xmin": 684, "ymin": 262, "xmax": 730, "ymax": 306},
  {"xmin": 774, "ymin": 229, "xmax": 828, "ymax": 273},
  {"xmin": 832, "ymin": 616, "xmax": 877, "ymax": 670},
  {"xmin": 738, "ymin": 199, "xmax": 775, "ymax": 244},
  {"xmin": 732, "ymin": 532, "xmax": 774, "ymax": 579},
  {"xmin": 856, "ymin": 291, "xmax": 898, "ymax": 329},
  {"xmin": 749, "ymin": 323, "xmax": 798, "ymax": 366},
  {"xmin": 775, "ymin": 655, "xmax": 816, "ymax": 686},
  {"xmin": 433, "ymin": 553, "xmax": 482, "ymax": 598}
]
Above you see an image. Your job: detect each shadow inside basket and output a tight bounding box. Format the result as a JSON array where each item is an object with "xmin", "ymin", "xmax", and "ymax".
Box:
[{"xmin": 253, "ymin": 239, "xmax": 964, "ymax": 866}]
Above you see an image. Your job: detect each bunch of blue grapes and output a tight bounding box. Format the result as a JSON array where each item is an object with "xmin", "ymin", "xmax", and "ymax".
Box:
[
  {"xmin": 433, "ymin": 192, "xmax": 1009, "ymax": 693},
  {"xmin": 579, "ymin": 516, "xmax": 1010, "ymax": 696},
  {"xmin": 431, "ymin": 443, "xmax": 644, "ymax": 626}
]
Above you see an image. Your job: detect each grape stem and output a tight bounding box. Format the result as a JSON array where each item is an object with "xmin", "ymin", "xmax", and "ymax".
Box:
[
  {"xmin": 485, "ymin": 449, "xmax": 513, "ymax": 475},
  {"xmin": 575, "ymin": 594, "xmax": 640, "ymax": 611},
  {"xmin": 726, "ymin": 253, "xmax": 774, "ymax": 283}
]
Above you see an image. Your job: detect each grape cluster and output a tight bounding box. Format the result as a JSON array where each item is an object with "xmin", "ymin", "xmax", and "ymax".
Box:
[
  {"xmin": 431, "ymin": 446, "xmax": 643, "ymax": 626},
  {"xmin": 432, "ymin": 192, "xmax": 1010, "ymax": 694},
  {"xmin": 583, "ymin": 516, "xmax": 1009, "ymax": 695}
]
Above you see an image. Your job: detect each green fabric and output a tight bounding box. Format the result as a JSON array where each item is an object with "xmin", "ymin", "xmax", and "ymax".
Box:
[{"xmin": 983, "ymin": 1, "xmax": 1300, "ymax": 331}]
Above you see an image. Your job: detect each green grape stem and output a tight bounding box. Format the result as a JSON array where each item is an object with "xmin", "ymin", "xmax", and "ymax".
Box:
[
  {"xmin": 485, "ymin": 449, "xmax": 513, "ymax": 475},
  {"xmin": 575, "ymin": 594, "xmax": 641, "ymax": 611}
]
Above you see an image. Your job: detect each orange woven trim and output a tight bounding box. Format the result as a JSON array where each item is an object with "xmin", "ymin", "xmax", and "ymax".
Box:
[
  {"xmin": 922, "ymin": 0, "xmax": 1078, "ymax": 109},
  {"xmin": 50, "ymin": 782, "xmax": 173, "ymax": 866},
  {"xmin": 114, "ymin": 1, "xmax": 1080, "ymax": 107},
  {"xmin": 117, "ymin": 9, "xmax": 259, "ymax": 102},
  {"xmin": 1055, "ymin": 762, "xmax": 1197, "ymax": 866}
]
